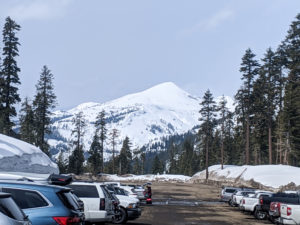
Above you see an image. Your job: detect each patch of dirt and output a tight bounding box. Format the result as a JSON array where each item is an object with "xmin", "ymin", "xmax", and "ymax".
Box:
[{"xmin": 108, "ymin": 182, "xmax": 272, "ymax": 225}]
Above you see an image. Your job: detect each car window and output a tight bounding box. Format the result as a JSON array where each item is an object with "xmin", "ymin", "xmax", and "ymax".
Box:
[
  {"xmin": 2, "ymin": 188, "xmax": 48, "ymax": 209},
  {"xmin": 68, "ymin": 185, "xmax": 99, "ymax": 198},
  {"xmin": 225, "ymin": 189, "xmax": 236, "ymax": 193},
  {"xmin": 0, "ymin": 196, "xmax": 26, "ymax": 220},
  {"xmin": 57, "ymin": 191, "xmax": 80, "ymax": 210}
]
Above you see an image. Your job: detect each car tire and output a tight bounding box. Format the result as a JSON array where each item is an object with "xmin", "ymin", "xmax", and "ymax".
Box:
[
  {"xmin": 113, "ymin": 207, "xmax": 127, "ymax": 224},
  {"xmin": 254, "ymin": 209, "xmax": 267, "ymax": 220}
]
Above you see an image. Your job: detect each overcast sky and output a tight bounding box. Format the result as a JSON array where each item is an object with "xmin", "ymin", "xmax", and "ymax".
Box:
[{"xmin": 0, "ymin": 0, "xmax": 299, "ymax": 110}]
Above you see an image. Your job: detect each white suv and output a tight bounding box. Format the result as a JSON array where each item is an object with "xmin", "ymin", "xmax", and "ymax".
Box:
[{"xmin": 68, "ymin": 182, "xmax": 115, "ymax": 224}]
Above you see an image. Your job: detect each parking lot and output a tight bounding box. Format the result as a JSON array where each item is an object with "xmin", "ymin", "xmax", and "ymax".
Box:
[{"xmin": 115, "ymin": 183, "xmax": 271, "ymax": 225}]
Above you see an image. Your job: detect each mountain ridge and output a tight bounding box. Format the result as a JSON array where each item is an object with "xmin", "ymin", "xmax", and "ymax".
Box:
[{"xmin": 48, "ymin": 82, "xmax": 233, "ymax": 160}]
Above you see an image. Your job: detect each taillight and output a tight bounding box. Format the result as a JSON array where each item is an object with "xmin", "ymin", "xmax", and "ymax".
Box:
[
  {"xmin": 260, "ymin": 198, "xmax": 263, "ymax": 205},
  {"xmin": 278, "ymin": 203, "xmax": 281, "ymax": 214},
  {"xmin": 287, "ymin": 207, "xmax": 292, "ymax": 216},
  {"xmin": 53, "ymin": 217, "xmax": 80, "ymax": 225},
  {"xmin": 242, "ymin": 199, "xmax": 245, "ymax": 204},
  {"xmin": 100, "ymin": 198, "xmax": 105, "ymax": 210}
]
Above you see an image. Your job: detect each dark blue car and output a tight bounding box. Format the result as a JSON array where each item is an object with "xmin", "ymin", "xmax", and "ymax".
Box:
[{"xmin": 0, "ymin": 181, "xmax": 84, "ymax": 225}]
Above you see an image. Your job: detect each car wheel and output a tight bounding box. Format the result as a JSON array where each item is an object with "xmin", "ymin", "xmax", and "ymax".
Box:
[
  {"xmin": 254, "ymin": 209, "xmax": 267, "ymax": 220},
  {"xmin": 228, "ymin": 200, "xmax": 232, "ymax": 206},
  {"xmin": 113, "ymin": 207, "xmax": 127, "ymax": 224}
]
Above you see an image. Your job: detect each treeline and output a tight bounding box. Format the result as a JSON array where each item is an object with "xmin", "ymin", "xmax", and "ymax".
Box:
[
  {"xmin": 0, "ymin": 17, "xmax": 56, "ymax": 157},
  {"xmin": 165, "ymin": 13, "xmax": 300, "ymax": 177}
]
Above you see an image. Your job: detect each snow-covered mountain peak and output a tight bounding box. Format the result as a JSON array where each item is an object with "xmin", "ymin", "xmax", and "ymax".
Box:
[{"xmin": 49, "ymin": 82, "xmax": 234, "ymax": 161}]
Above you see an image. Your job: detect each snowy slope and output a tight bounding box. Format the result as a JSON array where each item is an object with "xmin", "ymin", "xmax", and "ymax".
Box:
[
  {"xmin": 49, "ymin": 82, "xmax": 233, "ymax": 160},
  {"xmin": 0, "ymin": 134, "xmax": 58, "ymax": 174},
  {"xmin": 191, "ymin": 164, "xmax": 300, "ymax": 190}
]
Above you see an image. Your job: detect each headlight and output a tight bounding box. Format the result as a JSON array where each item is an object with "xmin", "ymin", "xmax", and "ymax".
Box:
[{"xmin": 127, "ymin": 203, "xmax": 136, "ymax": 209}]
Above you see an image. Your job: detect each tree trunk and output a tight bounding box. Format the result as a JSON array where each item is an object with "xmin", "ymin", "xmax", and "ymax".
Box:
[
  {"xmin": 205, "ymin": 137, "xmax": 209, "ymax": 182},
  {"xmin": 268, "ymin": 127, "xmax": 272, "ymax": 164},
  {"xmin": 245, "ymin": 119, "xmax": 250, "ymax": 164}
]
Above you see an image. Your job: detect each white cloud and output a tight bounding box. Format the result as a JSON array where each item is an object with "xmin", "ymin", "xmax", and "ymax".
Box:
[
  {"xmin": 3, "ymin": 0, "xmax": 72, "ymax": 21},
  {"xmin": 178, "ymin": 9, "xmax": 234, "ymax": 38}
]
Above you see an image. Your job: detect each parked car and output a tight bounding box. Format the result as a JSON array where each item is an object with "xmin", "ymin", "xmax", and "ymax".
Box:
[
  {"xmin": 220, "ymin": 187, "xmax": 241, "ymax": 202},
  {"xmin": 230, "ymin": 190, "xmax": 256, "ymax": 206},
  {"xmin": 0, "ymin": 181, "xmax": 84, "ymax": 225},
  {"xmin": 67, "ymin": 182, "xmax": 115, "ymax": 224},
  {"xmin": 279, "ymin": 203, "xmax": 300, "ymax": 224},
  {"xmin": 240, "ymin": 192, "xmax": 273, "ymax": 219},
  {"xmin": 0, "ymin": 191, "xmax": 32, "ymax": 225},
  {"xmin": 257, "ymin": 192, "xmax": 300, "ymax": 220},
  {"xmin": 120, "ymin": 186, "xmax": 139, "ymax": 199},
  {"xmin": 106, "ymin": 184, "xmax": 142, "ymax": 224}
]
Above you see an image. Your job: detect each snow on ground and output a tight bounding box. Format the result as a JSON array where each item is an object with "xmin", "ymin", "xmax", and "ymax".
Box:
[
  {"xmin": 105, "ymin": 174, "xmax": 191, "ymax": 183},
  {"xmin": 191, "ymin": 164, "xmax": 300, "ymax": 189},
  {"xmin": 0, "ymin": 134, "xmax": 58, "ymax": 174}
]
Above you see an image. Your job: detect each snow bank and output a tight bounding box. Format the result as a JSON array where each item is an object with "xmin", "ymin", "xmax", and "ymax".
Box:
[
  {"xmin": 0, "ymin": 134, "xmax": 58, "ymax": 174},
  {"xmin": 105, "ymin": 174, "xmax": 191, "ymax": 183},
  {"xmin": 191, "ymin": 164, "xmax": 300, "ymax": 189}
]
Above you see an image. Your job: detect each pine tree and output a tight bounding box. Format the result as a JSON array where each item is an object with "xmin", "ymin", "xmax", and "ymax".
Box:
[
  {"xmin": 68, "ymin": 112, "xmax": 86, "ymax": 174},
  {"xmin": 140, "ymin": 152, "xmax": 146, "ymax": 174},
  {"xmin": 33, "ymin": 65, "xmax": 56, "ymax": 155},
  {"xmin": 119, "ymin": 137, "xmax": 132, "ymax": 175},
  {"xmin": 282, "ymin": 14, "xmax": 300, "ymax": 165},
  {"xmin": 152, "ymin": 155, "xmax": 163, "ymax": 174},
  {"xmin": 109, "ymin": 128, "xmax": 119, "ymax": 174},
  {"xmin": 274, "ymin": 43, "xmax": 288, "ymax": 164},
  {"xmin": 0, "ymin": 17, "xmax": 21, "ymax": 135},
  {"xmin": 95, "ymin": 110, "xmax": 107, "ymax": 172},
  {"xmin": 239, "ymin": 48, "xmax": 260, "ymax": 164},
  {"xmin": 57, "ymin": 151, "xmax": 67, "ymax": 174},
  {"xmin": 199, "ymin": 89, "xmax": 217, "ymax": 181},
  {"xmin": 88, "ymin": 132, "xmax": 101, "ymax": 175},
  {"xmin": 19, "ymin": 97, "xmax": 35, "ymax": 144},
  {"xmin": 260, "ymin": 48, "xmax": 279, "ymax": 164},
  {"xmin": 217, "ymin": 95, "xmax": 230, "ymax": 169}
]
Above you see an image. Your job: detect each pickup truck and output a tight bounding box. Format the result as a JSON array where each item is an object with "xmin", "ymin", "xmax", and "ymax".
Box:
[
  {"xmin": 230, "ymin": 190, "xmax": 256, "ymax": 206},
  {"xmin": 240, "ymin": 192, "xmax": 273, "ymax": 219},
  {"xmin": 257, "ymin": 192, "xmax": 300, "ymax": 220},
  {"xmin": 279, "ymin": 203, "xmax": 300, "ymax": 224}
]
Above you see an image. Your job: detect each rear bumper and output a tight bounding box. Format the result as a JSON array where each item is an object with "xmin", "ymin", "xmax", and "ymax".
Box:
[
  {"xmin": 127, "ymin": 208, "xmax": 142, "ymax": 220},
  {"xmin": 279, "ymin": 217, "xmax": 297, "ymax": 225}
]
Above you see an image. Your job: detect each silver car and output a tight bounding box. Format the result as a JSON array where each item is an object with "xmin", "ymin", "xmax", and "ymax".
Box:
[{"xmin": 0, "ymin": 192, "xmax": 31, "ymax": 225}]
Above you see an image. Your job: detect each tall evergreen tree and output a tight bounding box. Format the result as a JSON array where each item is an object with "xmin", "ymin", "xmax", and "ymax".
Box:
[
  {"xmin": 119, "ymin": 137, "xmax": 132, "ymax": 175},
  {"xmin": 109, "ymin": 128, "xmax": 119, "ymax": 174},
  {"xmin": 274, "ymin": 43, "xmax": 288, "ymax": 164},
  {"xmin": 57, "ymin": 151, "xmax": 67, "ymax": 174},
  {"xmin": 152, "ymin": 155, "xmax": 163, "ymax": 174},
  {"xmin": 68, "ymin": 112, "xmax": 86, "ymax": 174},
  {"xmin": 88, "ymin": 132, "xmax": 101, "ymax": 175},
  {"xmin": 282, "ymin": 14, "xmax": 300, "ymax": 165},
  {"xmin": 33, "ymin": 65, "xmax": 56, "ymax": 155},
  {"xmin": 19, "ymin": 97, "xmax": 35, "ymax": 144},
  {"xmin": 95, "ymin": 110, "xmax": 107, "ymax": 172},
  {"xmin": 260, "ymin": 48, "xmax": 279, "ymax": 164},
  {"xmin": 217, "ymin": 95, "xmax": 230, "ymax": 169},
  {"xmin": 239, "ymin": 48, "xmax": 260, "ymax": 164},
  {"xmin": 0, "ymin": 17, "xmax": 21, "ymax": 135},
  {"xmin": 199, "ymin": 89, "xmax": 217, "ymax": 181}
]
